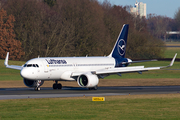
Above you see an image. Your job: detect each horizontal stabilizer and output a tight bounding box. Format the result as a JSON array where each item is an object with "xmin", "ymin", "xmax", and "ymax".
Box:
[{"xmin": 121, "ymin": 59, "xmax": 157, "ymax": 64}]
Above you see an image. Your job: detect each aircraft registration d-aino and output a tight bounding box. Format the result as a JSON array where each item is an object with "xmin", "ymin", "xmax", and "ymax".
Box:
[{"xmin": 4, "ymin": 24, "xmax": 177, "ymax": 91}]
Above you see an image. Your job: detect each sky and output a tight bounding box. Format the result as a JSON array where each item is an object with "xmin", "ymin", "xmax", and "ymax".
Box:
[{"xmin": 98, "ymin": 0, "xmax": 180, "ymax": 18}]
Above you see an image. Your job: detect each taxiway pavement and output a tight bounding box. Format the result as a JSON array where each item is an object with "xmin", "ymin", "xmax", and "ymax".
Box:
[{"xmin": 0, "ymin": 86, "xmax": 180, "ymax": 100}]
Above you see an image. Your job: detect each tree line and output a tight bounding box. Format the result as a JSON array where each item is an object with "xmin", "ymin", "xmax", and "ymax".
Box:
[
  {"xmin": 0, "ymin": 0, "xmax": 165, "ymax": 60},
  {"xmin": 145, "ymin": 8, "xmax": 180, "ymax": 41}
]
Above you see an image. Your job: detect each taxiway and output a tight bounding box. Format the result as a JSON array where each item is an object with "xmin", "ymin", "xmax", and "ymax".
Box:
[{"xmin": 0, "ymin": 86, "xmax": 180, "ymax": 100}]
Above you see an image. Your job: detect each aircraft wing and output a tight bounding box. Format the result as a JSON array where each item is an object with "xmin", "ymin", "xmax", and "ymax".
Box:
[
  {"xmin": 97, "ymin": 53, "xmax": 177, "ymax": 75},
  {"xmin": 95, "ymin": 66, "xmax": 159, "ymax": 75},
  {"xmin": 4, "ymin": 52, "xmax": 22, "ymax": 70},
  {"xmin": 71, "ymin": 53, "xmax": 177, "ymax": 77},
  {"xmin": 71, "ymin": 66, "xmax": 159, "ymax": 77}
]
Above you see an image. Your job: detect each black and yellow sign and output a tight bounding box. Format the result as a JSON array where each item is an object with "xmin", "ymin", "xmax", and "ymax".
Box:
[{"xmin": 92, "ymin": 97, "xmax": 105, "ymax": 101}]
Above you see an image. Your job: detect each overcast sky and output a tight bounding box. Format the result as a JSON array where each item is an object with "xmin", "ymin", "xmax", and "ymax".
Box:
[{"xmin": 98, "ymin": 0, "xmax": 180, "ymax": 18}]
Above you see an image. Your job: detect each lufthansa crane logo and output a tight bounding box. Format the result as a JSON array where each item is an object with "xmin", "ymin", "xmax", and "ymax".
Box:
[{"xmin": 117, "ymin": 39, "xmax": 126, "ymax": 56}]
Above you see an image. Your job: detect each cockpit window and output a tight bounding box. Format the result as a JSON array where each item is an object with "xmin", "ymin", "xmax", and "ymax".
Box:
[
  {"xmin": 27, "ymin": 64, "xmax": 32, "ymax": 67},
  {"xmin": 23, "ymin": 64, "xmax": 39, "ymax": 68}
]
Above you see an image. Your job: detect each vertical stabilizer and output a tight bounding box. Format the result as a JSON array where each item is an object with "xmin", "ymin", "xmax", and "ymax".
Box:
[{"xmin": 108, "ymin": 24, "xmax": 129, "ymax": 59}]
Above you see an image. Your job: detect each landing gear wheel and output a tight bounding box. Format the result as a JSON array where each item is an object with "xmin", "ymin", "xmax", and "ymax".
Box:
[
  {"xmin": 53, "ymin": 83, "xmax": 57, "ymax": 89},
  {"xmin": 35, "ymin": 87, "xmax": 40, "ymax": 91},
  {"xmin": 57, "ymin": 84, "xmax": 62, "ymax": 89},
  {"xmin": 88, "ymin": 88, "xmax": 92, "ymax": 90},
  {"xmin": 34, "ymin": 80, "xmax": 42, "ymax": 91},
  {"xmin": 93, "ymin": 85, "xmax": 98, "ymax": 90},
  {"xmin": 53, "ymin": 83, "xmax": 62, "ymax": 89},
  {"xmin": 88, "ymin": 86, "xmax": 98, "ymax": 90}
]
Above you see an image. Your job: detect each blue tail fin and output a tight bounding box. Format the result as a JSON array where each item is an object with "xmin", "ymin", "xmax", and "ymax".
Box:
[{"xmin": 108, "ymin": 24, "xmax": 129, "ymax": 59}]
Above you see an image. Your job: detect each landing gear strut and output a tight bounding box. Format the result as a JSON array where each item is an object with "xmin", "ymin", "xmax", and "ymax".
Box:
[
  {"xmin": 53, "ymin": 80, "xmax": 62, "ymax": 89},
  {"xmin": 34, "ymin": 80, "xmax": 41, "ymax": 91}
]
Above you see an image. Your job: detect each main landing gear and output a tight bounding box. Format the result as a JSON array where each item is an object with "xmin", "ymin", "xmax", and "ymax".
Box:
[
  {"xmin": 88, "ymin": 85, "xmax": 98, "ymax": 90},
  {"xmin": 53, "ymin": 80, "xmax": 62, "ymax": 89}
]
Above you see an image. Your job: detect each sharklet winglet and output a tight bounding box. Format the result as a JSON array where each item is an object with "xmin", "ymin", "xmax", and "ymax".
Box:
[
  {"xmin": 160, "ymin": 53, "xmax": 177, "ymax": 68},
  {"xmin": 4, "ymin": 52, "xmax": 9, "ymax": 66},
  {"xmin": 170, "ymin": 53, "xmax": 177, "ymax": 66}
]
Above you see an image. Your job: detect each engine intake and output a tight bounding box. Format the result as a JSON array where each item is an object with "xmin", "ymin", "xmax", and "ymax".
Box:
[{"xmin": 77, "ymin": 74, "xmax": 99, "ymax": 88}]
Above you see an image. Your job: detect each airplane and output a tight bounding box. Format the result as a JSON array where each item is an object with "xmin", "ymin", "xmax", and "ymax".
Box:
[{"xmin": 4, "ymin": 24, "xmax": 177, "ymax": 91}]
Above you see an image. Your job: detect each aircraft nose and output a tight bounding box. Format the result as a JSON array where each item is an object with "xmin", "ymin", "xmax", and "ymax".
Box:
[{"xmin": 20, "ymin": 69, "xmax": 29, "ymax": 79}]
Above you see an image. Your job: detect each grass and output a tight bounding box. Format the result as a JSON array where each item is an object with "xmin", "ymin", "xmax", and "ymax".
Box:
[
  {"xmin": 0, "ymin": 94, "xmax": 180, "ymax": 120},
  {"xmin": 164, "ymin": 47, "xmax": 180, "ymax": 58},
  {"xmin": 0, "ymin": 59, "xmax": 24, "ymax": 81},
  {"xmin": 165, "ymin": 41, "xmax": 180, "ymax": 46},
  {"xmin": 165, "ymin": 42, "xmax": 180, "ymax": 58}
]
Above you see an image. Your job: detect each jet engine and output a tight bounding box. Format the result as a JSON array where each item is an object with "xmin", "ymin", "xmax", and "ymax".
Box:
[
  {"xmin": 77, "ymin": 73, "xmax": 99, "ymax": 88},
  {"xmin": 23, "ymin": 78, "xmax": 44, "ymax": 87}
]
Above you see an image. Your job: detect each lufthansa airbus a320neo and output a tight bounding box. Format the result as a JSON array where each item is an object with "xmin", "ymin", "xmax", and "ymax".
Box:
[{"xmin": 4, "ymin": 24, "xmax": 177, "ymax": 91}]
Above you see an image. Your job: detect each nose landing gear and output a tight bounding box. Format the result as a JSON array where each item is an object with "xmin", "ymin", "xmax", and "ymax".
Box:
[
  {"xmin": 35, "ymin": 87, "xmax": 40, "ymax": 91},
  {"xmin": 34, "ymin": 80, "xmax": 42, "ymax": 91},
  {"xmin": 53, "ymin": 80, "xmax": 62, "ymax": 89}
]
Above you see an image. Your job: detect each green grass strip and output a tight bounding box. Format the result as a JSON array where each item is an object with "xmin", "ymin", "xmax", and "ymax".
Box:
[{"xmin": 0, "ymin": 94, "xmax": 180, "ymax": 120}]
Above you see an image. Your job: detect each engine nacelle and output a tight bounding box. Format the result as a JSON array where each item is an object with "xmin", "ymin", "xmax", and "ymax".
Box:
[
  {"xmin": 77, "ymin": 74, "xmax": 99, "ymax": 88},
  {"xmin": 23, "ymin": 78, "xmax": 44, "ymax": 88}
]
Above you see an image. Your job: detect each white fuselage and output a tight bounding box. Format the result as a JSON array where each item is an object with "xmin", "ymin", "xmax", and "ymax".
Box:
[{"xmin": 20, "ymin": 56, "xmax": 116, "ymax": 81}]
